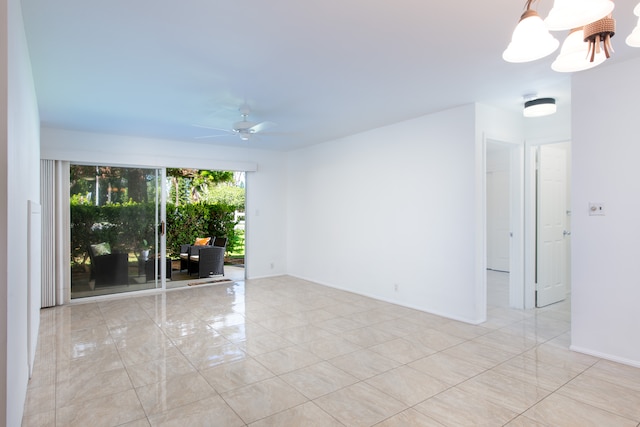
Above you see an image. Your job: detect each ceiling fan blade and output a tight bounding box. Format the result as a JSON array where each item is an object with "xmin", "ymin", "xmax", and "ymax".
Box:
[
  {"xmin": 250, "ymin": 121, "xmax": 276, "ymax": 133},
  {"xmin": 194, "ymin": 134, "xmax": 230, "ymax": 139},
  {"xmin": 192, "ymin": 123, "xmax": 232, "ymax": 133}
]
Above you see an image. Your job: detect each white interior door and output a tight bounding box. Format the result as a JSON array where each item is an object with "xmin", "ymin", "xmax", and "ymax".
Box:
[
  {"xmin": 487, "ymin": 169, "xmax": 510, "ymax": 272},
  {"xmin": 537, "ymin": 145, "xmax": 568, "ymax": 307}
]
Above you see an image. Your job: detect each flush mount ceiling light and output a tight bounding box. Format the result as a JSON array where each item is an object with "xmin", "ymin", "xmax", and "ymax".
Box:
[
  {"xmin": 503, "ymin": 1, "xmax": 559, "ymax": 63},
  {"xmin": 544, "ymin": 0, "xmax": 614, "ymax": 31},
  {"xmin": 552, "ymin": 28, "xmax": 606, "ymax": 72},
  {"xmin": 523, "ymin": 97, "xmax": 557, "ymax": 117}
]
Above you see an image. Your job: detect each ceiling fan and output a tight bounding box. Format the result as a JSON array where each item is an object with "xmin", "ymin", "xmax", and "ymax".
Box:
[{"xmin": 195, "ymin": 104, "xmax": 275, "ymax": 141}]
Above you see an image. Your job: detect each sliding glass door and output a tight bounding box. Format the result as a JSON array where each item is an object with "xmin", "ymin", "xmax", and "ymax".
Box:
[{"xmin": 69, "ymin": 165, "xmax": 163, "ymax": 298}]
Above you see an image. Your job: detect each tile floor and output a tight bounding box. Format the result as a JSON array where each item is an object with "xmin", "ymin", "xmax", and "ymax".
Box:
[{"xmin": 21, "ymin": 271, "xmax": 640, "ymax": 426}]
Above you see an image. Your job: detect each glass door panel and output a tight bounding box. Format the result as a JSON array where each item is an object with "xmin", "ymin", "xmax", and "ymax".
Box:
[{"xmin": 70, "ymin": 165, "xmax": 161, "ymax": 298}]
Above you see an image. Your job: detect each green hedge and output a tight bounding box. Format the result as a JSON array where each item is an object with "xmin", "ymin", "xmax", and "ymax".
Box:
[
  {"xmin": 165, "ymin": 202, "xmax": 239, "ymax": 257},
  {"xmin": 71, "ymin": 202, "xmax": 239, "ymax": 266}
]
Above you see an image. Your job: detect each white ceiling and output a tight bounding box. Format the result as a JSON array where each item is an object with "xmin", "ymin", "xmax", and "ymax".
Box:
[{"xmin": 20, "ymin": 0, "xmax": 640, "ymax": 151}]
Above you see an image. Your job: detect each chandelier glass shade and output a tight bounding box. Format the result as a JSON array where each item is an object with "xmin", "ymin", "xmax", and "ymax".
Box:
[
  {"xmin": 503, "ymin": 9, "xmax": 559, "ymax": 63},
  {"xmin": 552, "ymin": 28, "xmax": 606, "ymax": 72},
  {"xmin": 627, "ymin": 5, "xmax": 640, "ymax": 47},
  {"xmin": 544, "ymin": 0, "xmax": 615, "ymax": 31}
]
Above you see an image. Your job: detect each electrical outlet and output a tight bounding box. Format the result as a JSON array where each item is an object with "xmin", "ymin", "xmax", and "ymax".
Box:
[{"xmin": 394, "ymin": 283, "xmax": 399, "ymax": 292}]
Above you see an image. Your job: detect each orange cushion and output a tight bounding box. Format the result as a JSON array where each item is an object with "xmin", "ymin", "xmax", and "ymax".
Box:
[{"xmin": 194, "ymin": 237, "xmax": 210, "ymax": 246}]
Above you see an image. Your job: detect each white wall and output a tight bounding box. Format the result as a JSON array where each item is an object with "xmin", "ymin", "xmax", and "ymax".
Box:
[
  {"xmin": 3, "ymin": 0, "xmax": 41, "ymax": 424},
  {"xmin": 571, "ymin": 57, "xmax": 640, "ymax": 367},
  {"xmin": 41, "ymin": 128, "xmax": 288, "ymax": 280},
  {"xmin": 287, "ymin": 104, "xmax": 488, "ymax": 323}
]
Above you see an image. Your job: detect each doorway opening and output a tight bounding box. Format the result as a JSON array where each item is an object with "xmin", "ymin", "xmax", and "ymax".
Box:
[
  {"xmin": 485, "ymin": 139, "xmax": 524, "ymax": 311},
  {"xmin": 487, "ymin": 142, "xmax": 511, "ymax": 309}
]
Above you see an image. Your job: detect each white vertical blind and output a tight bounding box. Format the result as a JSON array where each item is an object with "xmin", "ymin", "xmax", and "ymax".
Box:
[{"xmin": 40, "ymin": 160, "xmax": 70, "ymax": 307}]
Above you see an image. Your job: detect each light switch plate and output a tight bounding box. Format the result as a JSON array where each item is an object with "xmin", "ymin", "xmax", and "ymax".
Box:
[{"xmin": 589, "ymin": 202, "xmax": 605, "ymax": 216}]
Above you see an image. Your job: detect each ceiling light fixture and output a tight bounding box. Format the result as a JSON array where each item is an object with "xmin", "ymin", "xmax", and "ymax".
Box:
[
  {"xmin": 503, "ymin": 1, "xmax": 559, "ymax": 63},
  {"xmin": 523, "ymin": 97, "xmax": 557, "ymax": 117},
  {"xmin": 584, "ymin": 15, "xmax": 616, "ymax": 61},
  {"xmin": 552, "ymin": 28, "xmax": 606, "ymax": 72},
  {"xmin": 503, "ymin": 0, "xmax": 621, "ymax": 71},
  {"xmin": 626, "ymin": 3, "xmax": 640, "ymax": 47}
]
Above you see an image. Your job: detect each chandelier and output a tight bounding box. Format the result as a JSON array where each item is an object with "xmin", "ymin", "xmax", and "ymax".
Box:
[{"xmin": 504, "ymin": 0, "xmax": 640, "ymax": 72}]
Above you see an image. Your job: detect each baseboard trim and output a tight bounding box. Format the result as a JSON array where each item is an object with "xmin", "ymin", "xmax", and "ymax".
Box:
[{"xmin": 570, "ymin": 345, "xmax": 640, "ymax": 368}]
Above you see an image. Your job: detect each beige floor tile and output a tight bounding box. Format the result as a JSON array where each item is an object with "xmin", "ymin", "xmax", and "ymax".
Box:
[
  {"xmin": 409, "ymin": 352, "xmax": 487, "ymax": 385},
  {"xmin": 109, "ymin": 319, "xmax": 167, "ymax": 344},
  {"xmin": 125, "ymin": 354, "xmax": 197, "ymax": 388},
  {"xmin": 340, "ymin": 325, "xmax": 399, "ymax": 348},
  {"xmin": 55, "ymin": 345, "xmax": 125, "ymax": 383},
  {"xmin": 329, "ymin": 348, "xmax": 402, "ymax": 380},
  {"xmin": 441, "ymin": 340, "xmax": 519, "ymax": 369},
  {"xmin": 503, "ymin": 415, "xmax": 547, "ymax": 426},
  {"xmin": 374, "ymin": 408, "xmax": 446, "ymax": 427},
  {"xmin": 126, "ymin": 340, "xmax": 190, "ymax": 366},
  {"xmin": 21, "ymin": 410, "xmax": 56, "ymax": 427},
  {"xmin": 200, "ymin": 357, "xmax": 275, "ymax": 393},
  {"xmin": 414, "ymin": 387, "xmax": 518, "ymax": 426},
  {"xmin": 276, "ymin": 324, "xmax": 335, "ymax": 345},
  {"xmin": 119, "ymin": 418, "xmax": 152, "ymax": 427},
  {"xmin": 291, "ymin": 308, "xmax": 336, "ymax": 324},
  {"xmin": 135, "ymin": 372, "xmax": 216, "ymax": 416},
  {"xmin": 233, "ymin": 330, "xmax": 296, "ymax": 356},
  {"xmin": 253, "ymin": 345, "xmax": 321, "ymax": 375},
  {"xmin": 491, "ymin": 354, "xmax": 580, "ymax": 391},
  {"xmin": 248, "ymin": 401, "xmax": 342, "ymax": 427},
  {"xmin": 369, "ymin": 337, "xmax": 437, "ymax": 364},
  {"xmin": 23, "ymin": 383, "xmax": 56, "ymax": 416},
  {"xmin": 25, "ymin": 275, "xmax": 640, "ymax": 427},
  {"xmin": 147, "ymin": 395, "xmax": 244, "ymax": 427},
  {"xmin": 56, "ymin": 366, "xmax": 133, "ymax": 409},
  {"xmin": 316, "ymin": 317, "xmax": 368, "ymax": 334},
  {"xmin": 315, "ymin": 382, "xmax": 406, "ymax": 427},
  {"xmin": 522, "ymin": 343, "xmax": 599, "ymax": 373},
  {"xmin": 321, "ymin": 301, "xmax": 370, "ymax": 317},
  {"xmin": 299, "ymin": 335, "xmax": 361, "ymax": 360},
  {"xmin": 202, "ymin": 311, "xmax": 247, "ymax": 328},
  {"xmin": 374, "ymin": 317, "xmax": 431, "ymax": 337},
  {"xmin": 366, "ymin": 365, "xmax": 449, "ymax": 406},
  {"xmin": 473, "ymin": 329, "xmax": 538, "ymax": 354},
  {"xmin": 157, "ymin": 318, "xmax": 213, "ymax": 339},
  {"xmin": 182, "ymin": 341, "xmax": 247, "ymax": 370},
  {"xmin": 557, "ymin": 373, "xmax": 640, "ymax": 420},
  {"xmin": 56, "ymin": 335, "xmax": 119, "ymax": 361},
  {"xmin": 342, "ymin": 307, "xmax": 400, "ymax": 325},
  {"xmin": 585, "ymin": 359, "xmax": 640, "ymax": 392},
  {"xmin": 220, "ymin": 377, "xmax": 308, "ymax": 424},
  {"xmin": 436, "ymin": 320, "xmax": 491, "ymax": 340},
  {"xmin": 258, "ymin": 314, "xmax": 309, "ymax": 332},
  {"xmin": 523, "ymin": 393, "xmax": 638, "ymax": 427},
  {"xmin": 56, "ymin": 388, "xmax": 146, "ymax": 427},
  {"xmin": 457, "ymin": 370, "xmax": 552, "ymax": 413},
  {"xmin": 280, "ymin": 361, "xmax": 359, "ymax": 399},
  {"xmin": 403, "ymin": 327, "xmax": 466, "ymax": 352},
  {"xmin": 169, "ymin": 328, "xmax": 229, "ymax": 354}
]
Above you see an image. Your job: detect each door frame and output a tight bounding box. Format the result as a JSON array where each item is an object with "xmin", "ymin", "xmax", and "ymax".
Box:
[{"xmin": 484, "ymin": 136, "xmax": 525, "ymax": 309}]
